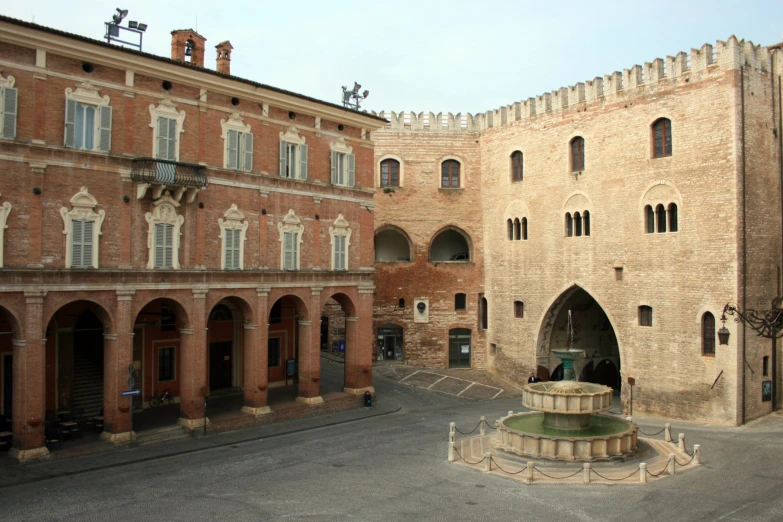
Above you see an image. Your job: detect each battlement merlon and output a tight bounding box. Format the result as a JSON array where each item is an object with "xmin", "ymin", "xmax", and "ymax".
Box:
[{"xmin": 373, "ymin": 36, "xmax": 779, "ymax": 133}]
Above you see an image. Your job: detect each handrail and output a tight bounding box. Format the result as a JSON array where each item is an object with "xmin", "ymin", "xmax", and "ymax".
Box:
[{"xmin": 130, "ymin": 157, "xmax": 208, "ymax": 189}]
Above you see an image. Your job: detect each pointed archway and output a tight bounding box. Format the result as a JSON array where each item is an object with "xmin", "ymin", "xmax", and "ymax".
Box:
[{"xmin": 535, "ymin": 286, "xmax": 622, "ymax": 394}]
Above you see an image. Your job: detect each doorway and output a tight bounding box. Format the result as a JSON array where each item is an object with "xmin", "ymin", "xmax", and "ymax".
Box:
[
  {"xmin": 209, "ymin": 342, "xmax": 233, "ymax": 391},
  {"xmin": 377, "ymin": 324, "xmax": 403, "ymax": 361},
  {"xmin": 448, "ymin": 328, "xmax": 472, "ymax": 368}
]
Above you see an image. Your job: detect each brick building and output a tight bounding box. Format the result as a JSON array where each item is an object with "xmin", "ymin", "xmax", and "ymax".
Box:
[
  {"xmin": 0, "ymin": 16, "xmax": 384, "ymax": 459},
  {"xmin": 372, "ymin": 36, "xmax": 783, "ymax": 425}
]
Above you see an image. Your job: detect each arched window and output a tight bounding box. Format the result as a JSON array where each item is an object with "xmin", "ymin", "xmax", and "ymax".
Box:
[
  {"xmin": 441, "ymin": 160, "xmax": 460, "ymax": 188},
  {"xmin": 638, "ymin": 305, "xmax": 652, "ymax": 327},
  {"xmin": 652, "ymin": 118, "xmax": 672, "ymax": 158},
  {"xmin": 656, "ymin": 204, "xmax": 666, "ymax": 233},
  {"xmin": 522, "ymin": 218, "xmax": 528, "ymax": 240},
  {"xmin": 375, "ymin": 228, "xmax": 412, "ymax": 262},
  {"xmin": 565, "ymin": 213, "xmax": 573, "ymax": 237},
  {"xmin": 668, "ymin": 203, "xmax": 678, "ymax": 232},
  {"xmin": 480, "ymin": 296, "xmax": 488, "ymax": 330},
  {"xmin": 702, "ymin": 312, "xmax": 715, "ymax": 356},
  {"xmin": 381, "ymin": 158, "xmax": 400, "ymax": 187},
  {"xmin": 570, "ymin": 137, "xmax": 585, "ymax": 171},
  {"xmin": 507, "ymin": 219, "xmax": 513, "ymax": 241},
  {"xmin": 574, "ymin": 212, "xmax": 582, "ymax": 236},
  {"xmin": 645, "ymin": 205, "xmax": 655, "ymax": 234},
  {"xmin": 398, "ymin": 298, "xmax": 405, "ymax": 308},
  {"xmin": 514, "ymin": 300, "xmax": 524, "ymax": 318},
  {"xmin": 455, "ymin": 293, "xmax": 466, "ymax": 310},
  {"xmin": 511, "ymin": 151, "xmax": 523, "ymax": 182},
  {"xmin": 514, "ymin": 218, "xmax": 521, "ymax": 240},
  {"xmin": 583, "ymin": 211, "xmax": 590, "ymax": 237},
  {"xmin": 430, "ymin": 228, "xmax": 470, "ymax": 262}
]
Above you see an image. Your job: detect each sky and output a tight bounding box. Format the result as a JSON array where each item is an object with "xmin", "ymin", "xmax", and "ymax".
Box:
[{"xmin": 2, "ymin": 1, "xmax": 782, "ymax": 115}]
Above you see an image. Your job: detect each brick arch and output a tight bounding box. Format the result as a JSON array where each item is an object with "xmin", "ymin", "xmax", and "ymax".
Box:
[
  {"xmin": 374, "ymin": 223, "xmax": 415, "ymax": 261},
  {"xmin": 0, "ymin": 303, "xmax": 22, "ymax": 337},
  {"xmin": 131, "ymin": 294, "xmax": 191, "ymax": 329},
  {"xmin": 321, "ymin": 289, "xmax": 358, "ymax": 317},
  {"xmin": 427, "ymin": 224, "xmax": 474, "ymax": 261},
  {"xmin": 267, "ymin": 289, "xmax": 310, "ymax": 322},
  {"xmin": 205, "ymin": 291, "xmax": 255, "ymax": 323},
  {"xmin": 43, "ymin": 294, "xmax": 115, "ymax": 333}
]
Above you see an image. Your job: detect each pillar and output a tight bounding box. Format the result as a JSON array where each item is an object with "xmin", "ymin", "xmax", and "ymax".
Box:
[
  {"xmin": 102, "ymin": 290, "xmax": 135, "ymax": 442},
  {"xmin": 344, "ymin": 288, "xmax": 374, "ymax": 394},
  {"xmin": 296, "ymin": 287, "xmax": 322, "ymax": 404},
  {"xmin": 178, "ymin": 289, "xmax": 208, "ymax": 428},
  {"xmin": 10, "ymin": 291, "xmax": 48, "ymax": 460},
  {"xmin": 242, "ymin": 287, "xmax": 271, "ymax": 415}
]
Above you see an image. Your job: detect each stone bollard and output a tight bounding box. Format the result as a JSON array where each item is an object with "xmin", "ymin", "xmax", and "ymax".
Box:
[
  {"xmin": 626, "ymin": 416, "xmax": 632, "ymax": 423},
  {"xmin": 508, "ymin": 410, "xmax": 514, "ymax": 418},
  {"xmin": 480, "ymin": 416, "xmax": 486, "ymax": 436},
  {"xmin": 664, "ymin": 423, "xmax": 672, "ymax": 442},
  {"xmin": 485, "ymin": 452, "xmax": 492, "ymax": 473},
  {"xmin": 640, "ymin": 463, "xmax": 647, "ymax": 484},
  {"xmin": 448, "ymin": 440, "xmax": 456, "ymax": 463},
  {"xmin": 678, "ymin": 433, "xmax": 685, "ymax": 452},
  {"xmin": 668, "ymin": 454, "xmax": 675, "ymax": 475},
  {"xmin": 527, "ymin": 461, "xmax": 535, "ymax": 484},
  {"xmin": 583, "ymin": 463, "xmax": 591, "ymax": 484},
  {"xmin": 693, "ymin": 444, "xmax": 701, "ymax": 465},
  {"xmin": 448, "ymin": 422, "xmax": 456, "ymax": 462}
]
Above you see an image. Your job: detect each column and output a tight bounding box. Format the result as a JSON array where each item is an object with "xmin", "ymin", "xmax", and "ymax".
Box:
[
  {"xmin": 102, "ymin": 290, "xmax": 135, "ymax": 442},
  {"xmin": 242, "ymin": 288, "xmax": 271, "ymax": 415},
  {"xmin": 178, "ymin": 289, "xmax": 208, "ymax": 428},
  {"xmin": 344, "ymin": 288, "xmax": 375, "ymax": 394},
  {"xmin": 296, "ymin": 287, "xmax": 322, "ymax": 404},
  {"xmin": 10, "ymin": 291, "xmax": 48, "ymax": 460}
]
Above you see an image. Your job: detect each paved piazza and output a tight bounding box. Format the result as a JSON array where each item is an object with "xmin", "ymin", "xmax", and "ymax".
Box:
[{"xmin": 1, "ymin": 363, "xmax": 783, "ymax": 521}]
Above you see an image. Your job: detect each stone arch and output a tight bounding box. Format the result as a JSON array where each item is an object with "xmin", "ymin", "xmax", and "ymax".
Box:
[
  {"xmin": 43, "ymin": 296, "xmax": 115, "ymax": 334},
  {"xmin": 374, "ymin": 224, "xmax": 414, "ymax": 262},
  {"xmin": 561, "ymin": 191, "xmax": 591, "ymax": 211},
  {"xmin": 503, "ymin": 200, "xmax": 530, "ymax": 221},
  {"xmin": 428, "ymin": 225, "xmax": 473, "ymax": 262},
  {"xmin": 267, "ymin": 290, "xmax": 311, "ymax": 322},
  {"xmin": 132, "ymin": 294, "xmax": 191, "ymax": 330},
  {"xmin": 639, "ymin": 180, "xmax": 682, "ymax": 210},
  {"xmin": 207, "ymin": 295, "xmax": 254, "ymax": 392},
  {"xmin": 205, "ymin": 292, "xmax": 255, "ymax": 323},
  {"xmin": 0, "ymin": 304, "xmax": 22, "ymax": 338}
]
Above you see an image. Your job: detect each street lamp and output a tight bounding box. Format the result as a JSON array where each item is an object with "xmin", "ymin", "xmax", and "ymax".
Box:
[
  {"xmin": 720, "ymin": 297, "xmax": 783, "ymax": 410},
  {"xmin": 105, "ymin": 8, "xmax": 147, "ymax": 51},
  {"xmin": 341, "ymin": 81, "xmax": 369, "ymax": 110}
]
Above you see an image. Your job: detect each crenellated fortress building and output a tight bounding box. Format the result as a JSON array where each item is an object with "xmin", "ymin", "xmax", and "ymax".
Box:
[{"xmin": 371, "ymin": 35, "xmax": 783, "ymax": 425}]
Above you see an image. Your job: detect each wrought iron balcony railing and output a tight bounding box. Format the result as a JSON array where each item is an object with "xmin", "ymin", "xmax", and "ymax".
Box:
[{"xmin": 131, "ymin": 158, "xmax": 209, "ymax": 189}]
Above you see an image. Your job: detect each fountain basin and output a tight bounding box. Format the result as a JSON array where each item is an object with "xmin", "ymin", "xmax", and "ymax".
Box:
[
  {"xmin": 495, "ymin": 412, "xmax": 638, "ymax": 460},
  {"xmin": 522, "ymin": 381, "xmax": 613, "ymax": 416}
]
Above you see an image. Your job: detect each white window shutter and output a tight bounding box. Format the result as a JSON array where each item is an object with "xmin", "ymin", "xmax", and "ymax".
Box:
[
  {"xmin": 232, "ymin": 227, "xmax": 241, "ymax": 269},
  {"xmin": 64, "ymin": 98, "xmax": 76, "ymax": 147},
  {"xmin": 1, "ymin": 87, "xmax": 18, "ymax": 139},
  {"xmin": 83, "ymin": 220, "xmax": 94, "ymax": 267},
  {"xmin": 243, "ymin": 132, "xmax": 253, "ymax": 172},
  {"xmin": 224, "ymin": 229, "xmax": 234, "ymax": 268},
  {"xmin": 227, "ymin": 130, "xmax": 238, "ymax": 169},
  {"xmin": 279, "ymin": 140, "xmax": 287, "ymax": 177},
  {"xmin": 298, "ymin": 143, "xmax": 308, "ymax": 180},
  {"xmin": 156, "ymin": 117, "xmax": 168, "ymax": 160},
  {"xmin": 154, "ymin": 223, "xmax": 165, "ymax": 268},
  {"xmin": 331, "ymin": 150, "xmax": 338, "ymax": 184},
  {"xmin": 347, "ymin": 153, "xmax": 355, "ymax": 187},
  {"xmin": 72, "ymin": 220, "xmax": 83, "ymax": 267},
  {"xmin": 284, "ymin": 231, "xmax": 296, "ymax": 269},
  {"xmin": 98, "ymin": 105, "xmax": 112, "ymax": 152},
  {"xmin": 167, "ymin": 118, "xmax": 177, "ymax": 160},
  {"xmin": 164, "ymin": 223, "xmax": 174, "ymax": 268}
]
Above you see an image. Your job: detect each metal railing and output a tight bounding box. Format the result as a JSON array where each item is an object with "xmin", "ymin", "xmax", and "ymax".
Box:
[{"xmin": 131, "ymin": 158, "xmax": 208, "ymax": 189}]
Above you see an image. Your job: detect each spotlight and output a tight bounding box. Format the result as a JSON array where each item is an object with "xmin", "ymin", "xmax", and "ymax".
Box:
[
  {"xmin": 112, "ymin": 8, "xmax": 129, "ymax": 24},
  {"xmin": 128, "ymin": 20, "xmax": 138, "ymax": 29}
]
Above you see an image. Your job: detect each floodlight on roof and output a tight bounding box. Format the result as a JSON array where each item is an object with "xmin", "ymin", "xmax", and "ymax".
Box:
[
  {"xmin": 128, "ymin": 20, "xmax": 138, "ymax": 29},
  {"xmin": 105, "ymin": 9, "xmax": 146, "ymax": 51},
  {"xmin": 138, "ymin": 23, "xmax": 147, "ymax": 32},
  {"xmin": 341, "ymin": 82, "xmax": 370, "ymax": 110},
  {"xmin": 112, "ymin": 8, "xmax": 129, "ymax": 24}
]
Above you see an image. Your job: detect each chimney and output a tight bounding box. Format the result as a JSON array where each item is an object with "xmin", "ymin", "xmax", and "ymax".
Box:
[
  {"xmin": 170, "ymin": 29, "xmax": 207, "ymax": 67},
  {"xmin": 215, "ymin": 41, "xmax": 234, "ymax": 75}
]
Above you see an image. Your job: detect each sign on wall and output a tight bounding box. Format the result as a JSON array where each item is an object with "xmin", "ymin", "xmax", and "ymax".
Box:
[{"xmin": 762, "ymin": 380, "xmax": 772, "ymax": 402}]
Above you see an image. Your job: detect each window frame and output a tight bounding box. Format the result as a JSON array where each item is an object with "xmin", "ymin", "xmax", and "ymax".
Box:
[
  {"xmin": 330, "ymin": 137, "xmax": 355, "ymax": 187},
  {"xmin": 652, "ymin": 118, "xmax": 672, "ymax": 158},
  {"xmin": 0, "ymin": 73, "xmax": 19, "ymax": 140},
  {"xmin": 64, "ymin": 84, "xmax": 112, "ymax": 153},
  {"xmin": 268, "ymin": 337, "xmax": 282, "ymax": 368},
  {"xmin": 455, "ymin": 293, "xmax": 467, "ymax": 311},
  {"xmin": 157, "ymin": 346, "xmax": 176, "ymax": 383},
  {"xmin": 149, "ymin": 100, "xmax": 186, "ymax": 162},
  {"xmin": 60, "ymin": 187, "xmax": 105, "ymax": 269},
  {"xmin": 221, "ymin": 114, "xmax": 254, "ymax": 172},
  {"xmin": 514, "ymin": 301, "xmax": 524, "ymax": 319},
  {"xmin": 279, "ymin": 126, "xmax": 308, "ymax": 181},
  {"xmin": 702, "ymin": 312, "xmax": 716, "ymax": 356},
  {"xmin": 278, "ymin": 209, "xmax": 304, "ymax": 270},
  {"xmin": 638, "ymin": 305, "xmax": 653, "ymax": 327},
  {"xmin": 380, "ymin": 158, "xmax": 401, "ymax": 187},
  {"xmin": 441, "ymin": 159, "xmax": 461, "ymax": 188},
  {"xmin": 329, "ymin": 214, "xmax": 352, "ymax": 271},
  {"xmin": 570, "ymin": 136, "xmax": 585, "ymax": 172},
  {"xmin": 145, "ymin": 192, "xmax": 184, "ymax": 269},
  {"xmin": 219, "ymin": 204, "xmax": 248, "ymax": 270},
  {"xmin": 511, "ymin": 151, "xmax": 523, "ymax": 182}
]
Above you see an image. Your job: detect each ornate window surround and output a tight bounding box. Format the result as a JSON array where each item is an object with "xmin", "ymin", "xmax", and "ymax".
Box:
[
  {"xmin": 0, "ymin": 73, "xmax": 16, "ymax": 141},
  {"xmin": 330, "ymin": 137, "xmax": 354, "ymax": 187},
  {"xmin": 144, "ymin": 191, "xmax": 184, "ymax": 269},
  {"xmin": 64, "ymin": 82, "xmax": 111, "ymax": 152},
  {"xmin": 220, "ymin": 112, "xmax": 253, "ymax": 171},
  {"xmin": 59, "ymin": 187, "xmax": 105, "ymax": 268},
  {"xmin": 218, "ymin": 204, "xmax": 249, "ymax": 270},
  {"xmin": 149, "ymin": 97, "xmax": 186, "ymax": 161},
  {"xmin": 329, "ymin": 214, "xmax": 352, "ymax": 271},
  {"xmin": 277, "ymin": 209, "xmax": 304, "ymax": 270},
  {"xmin": 279, "ymin": 126, "xmax": 307, "ymax": 180},
  {"xmin": 0, "ymin": 193, "xmax": 11, "ymax": 268}
]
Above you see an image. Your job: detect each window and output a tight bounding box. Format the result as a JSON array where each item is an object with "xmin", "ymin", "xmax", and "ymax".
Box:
[
  {"xmin": 507, "ymin": 219, "xmax": 513, "ymax": 241},
  {"xmin": 479, "ymin": 295, "xmax": 488, "ymax": 330},
  {"xmin": 278, "ymin": 209, "xmax": 304, "ymax": 270},
  {"xmin": 455, "ymin": 293, "xmax": 466, "ymax": 311},
  {"xmin": 441, "ymin": 160, "xmax": 460, "ymax": 188},
  {"xmin": 653, "ymin": 118, "xmax": 672, "ymax": 158},
  {"xmin": 763, "ymin": 356, "xmax": 770, "ymax": 377},
  {"xmin": 565, "ymin": 213, "xmax": 573, "ymax": 237},
  {"xmin": 645, "ymin": 205, "xmax": 655, "ymax": 233},
  {"xmin": 514, "ymin": 218, "xmax": 521, "ymax": 240},
  {"xmin": 329, "ymin": 214, "xmax": 352, "ymax": 271},
  {"xmin": 150, "ymin": 100, "xmax": 186, "ymax": 161},
  {"xmin": 645, "ymin": 202, "xmax": 679, "ymax": 234},
  {"xmin": 398, "ymin": 298, "xmax": 405, "ymax": 308},
  {"xmin": 0, "ymin": 76, "xmax": 18, "ymax": 139},
  {"xmin": 0, "ymin": 196, "xmax": 10, "ymax": 268},
  {"xmin": 582, "ymin": 212, "xmax": 589, "ymax": 237},
  {"xmin": 64, "ymin": 84, "xmax": 112, "ymax": 152},
  {"xmin": 268, "ymin": 338, "xmax": 281, "ymax": 367},
  {"xmin": 225, "ymin": 129, "xmax": 253, "ymax": 172},
  {"xmin": 702, "ymin": 312, "xmax": 716, "ymax": 356},
  {"xmin": 71, "ymin": 220, "xmax": 95, "ymax": 268},
  {"xmin": 639, "ymin": 306, "xmax": 653, "ymax": 327},
  {"xmin": 280, "ymin": 141, "xmax": 308, "ymax": 180},
  {"xmin": 522, "ymin": 218, "xmax": 528, "ymax": 240},
  {"xmin": 668, "ymin": 203, "xmax": 678, "ymax": 232},
  {"xmin": 511, "ymin": 151, "xmax": 523, "ymax": 182},
  {"xmin": 381, "ymin": 159, "xmax": 400, "ymax": 187},
  {"xmin": 656, "ymin": 204, "xmax": 666, "ymax": 233},
  {"xmin": 570, "ymin": 137, "xmax": 585, "ymax": 171},
  {"xmin": 514, "ymin": 301, "xmax": 524, "ymax": 319},
  {"xmin": 60, "ymin": 187, "xmax": 105, "ymax": 269},
  {"xmin": 219, "ymin": 205, "xmax": 248, "ymax": 270},
  {"xmin": 145, "ymin": 192, "xmax": 183, "ymax": 269},
  {"xmin": 158, "ymin": 347, "xmax": 175, "ymax": 382},
  {"xmin": 574, "ymin": 212, "xmax": 582, "ymax": 237},
  {"xmin": 331, "ymin": 151, "xmax": 355, "ymax": 187}
]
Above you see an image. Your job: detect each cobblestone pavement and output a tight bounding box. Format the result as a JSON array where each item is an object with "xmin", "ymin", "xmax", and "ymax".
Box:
[{"xmin": 1, "ymin": 363, "xmax": 783, "ymax": 521}]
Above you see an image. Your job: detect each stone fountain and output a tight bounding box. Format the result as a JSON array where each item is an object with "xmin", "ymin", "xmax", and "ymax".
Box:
[{"xmin": 495, "ymin": 311, "xmax": 637, "ymax": 460}]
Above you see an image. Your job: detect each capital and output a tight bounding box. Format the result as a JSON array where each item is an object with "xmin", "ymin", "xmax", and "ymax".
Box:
[
  {"xmin": 180, "ymin": 327, "xmax": 194, "ymax": 335},
  {"xmin": 243, "ymin": 323, "xmax": 258, "ymax": 330}
]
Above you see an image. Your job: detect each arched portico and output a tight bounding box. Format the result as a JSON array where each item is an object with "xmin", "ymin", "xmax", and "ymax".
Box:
[
  {"xmin": 321, "ymin": 289, "xmax": 372, "ymax": 395},
  {"xmin": 535, "ymin": 285, "xmax": 623, "ymax": 396}
]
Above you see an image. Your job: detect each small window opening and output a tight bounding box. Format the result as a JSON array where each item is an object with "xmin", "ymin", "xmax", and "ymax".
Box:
[
  {"xmin": 455, "ymin": 293, "xmax": 466, "ymax": 311},
  {"xmin": 763, "ymin": 356, "xmax": 770, "ymax": 377},
  {"xmin": 514, "ymin": 301, "xmax": 524, "ymax": 319},
  {"xmin": 639, "ymin": 305, "xmax": 653, "ymax": 327},
  {"xmin": 398, "ymin": 298, "xmax": 405, "ymax": 308}
]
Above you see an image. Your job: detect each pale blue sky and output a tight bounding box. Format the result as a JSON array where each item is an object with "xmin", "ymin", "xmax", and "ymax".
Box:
[{"xmin": 2, "ymin": 1, "xmax": 782, "ymax": 115}]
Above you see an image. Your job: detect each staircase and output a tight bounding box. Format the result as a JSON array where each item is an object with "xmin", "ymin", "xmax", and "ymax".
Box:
[
  {"xmin": 71, "ymin": 348, "xmax": 103, "ymax": 417},
  {"xmin": 135, "ymin": 425, "xmax": 190, "ymax": 446}
]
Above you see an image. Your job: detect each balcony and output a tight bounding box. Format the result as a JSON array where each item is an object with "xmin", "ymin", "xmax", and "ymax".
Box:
[{"xmin": 131, "ymin": 158, "xmax": 208, "ymax": 202}]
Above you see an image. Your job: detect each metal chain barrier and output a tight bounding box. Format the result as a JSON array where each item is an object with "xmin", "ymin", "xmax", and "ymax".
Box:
[
  {"xmin": 488, "ymin": 457, "xmax": 527, "ymax": 475},
  {"xmin": 454, "ymin": 421, "xmax": 484, "ymax": 435},
  {"xmin": 591, "ymin": 467, "xmax": 640, "ymax": 481},
  {"xmin": 637, "ymin": 427, "xmax": 666, "ymax": 436},
  {"xmin": 533, "ymin": 466, "xmax": 583, "ymax": 480},
  {"xmin": 646, "ymin": 464, "xmax": 669, "ymax": 478},
  {"xmin": 453, "ymin": 447, "xmax": 487, "ymax": 466},
  {"xmin": 483, "ymin": 419, "xmax": 498, "ymax": 431},
  {"xmin": 674, "ymin": 453, "xmax": 696, "ymax": 467}
]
